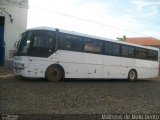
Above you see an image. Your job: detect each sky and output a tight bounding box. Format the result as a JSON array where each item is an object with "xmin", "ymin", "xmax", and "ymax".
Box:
[{"xmin": 27, "ymin": 0, "xmax": 160, "ymax": 40}]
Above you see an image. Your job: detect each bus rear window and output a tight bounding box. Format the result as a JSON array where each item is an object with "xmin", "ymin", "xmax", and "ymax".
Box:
[{"xmin": 148, "ymin": 50, "xmax": 158, "ymax": 61}]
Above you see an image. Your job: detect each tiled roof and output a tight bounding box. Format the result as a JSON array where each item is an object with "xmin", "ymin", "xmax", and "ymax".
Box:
[{"xmin": 125, "ymin": 37, "xmax": 160, "ymax": 46}]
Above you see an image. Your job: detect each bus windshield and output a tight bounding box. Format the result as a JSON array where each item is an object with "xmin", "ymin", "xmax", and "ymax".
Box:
[{"xmin": 16, "ymin": 30, "xmax": 56, "ymax": 57}]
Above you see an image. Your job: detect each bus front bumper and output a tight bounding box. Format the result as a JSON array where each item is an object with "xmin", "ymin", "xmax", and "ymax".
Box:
[{"xmin": 13, "ymin": 61, "xmax": 29, "ymax": 77}]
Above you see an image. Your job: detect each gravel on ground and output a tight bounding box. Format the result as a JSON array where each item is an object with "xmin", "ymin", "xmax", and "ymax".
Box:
[{"xmin": 0, "ymin": 77, "xmax": 160, "ymax": 115}]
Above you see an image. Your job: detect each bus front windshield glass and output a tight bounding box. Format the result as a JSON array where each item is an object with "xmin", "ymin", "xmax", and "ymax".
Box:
[{"xmin": 16, "ymin": 30, "xmax": 55, "ymax": 57}]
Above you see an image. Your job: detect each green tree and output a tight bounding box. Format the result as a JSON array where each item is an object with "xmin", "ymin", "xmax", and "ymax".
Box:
[{"xmin": 116, "ymin": 35, "xmax": 126, "ymax": 41}]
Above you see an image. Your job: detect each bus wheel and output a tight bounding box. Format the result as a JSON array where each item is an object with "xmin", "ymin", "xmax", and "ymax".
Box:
[
  {"xmin": 46, "ymin": 65, "xmax": 64, "ymax": 82},
  {"xmin": 128, "ymin": 69, "xmax": 137, "ymax": 81}
]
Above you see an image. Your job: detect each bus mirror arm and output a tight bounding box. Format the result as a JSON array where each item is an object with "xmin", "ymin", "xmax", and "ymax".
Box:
[
  {"xmin": 14, "ymin": 41, "xmax": 17, "ymax": 48},
  {"xmin": 14, "ymin": 41, "xmax": 19, "ymax": 49}
]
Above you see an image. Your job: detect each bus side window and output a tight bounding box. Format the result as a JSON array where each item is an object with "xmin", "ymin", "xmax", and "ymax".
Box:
[
  {"xmin": 136, "ymin": 48, "xmax": 147, "ymax": 59},
  {"xmin": 32, "ymin": 32, "xmax": 55, "ymax": 49},
  {"xmin": 84, "ymin": 38, "xmax": 102, "ymax": 53},
  {"xmin": 148, "ymin": 50, "xmax": 158, "ymax": 61},
  {"xmin": 60, "ymin": 33, "xmax": 82, "ymax": 51},
  {"xmin": 104, "ymin": 42, "xmax": 119, "ymax": 56},
  {"xmin": 128, "ymin": 46, "xmax": 135, "ymax": 57},
  {"xmin": 121, "ymin": 45, "xmax": 129, "ymax": 57}
]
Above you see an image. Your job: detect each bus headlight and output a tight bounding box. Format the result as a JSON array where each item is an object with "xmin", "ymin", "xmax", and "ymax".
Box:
[
  {"xmin": 18, "ymin": 63, "xmax": 24, "ymax": 68},
  {"xmin": 13, "ymin": 62, "xmax": 25, "ymax": 69}
]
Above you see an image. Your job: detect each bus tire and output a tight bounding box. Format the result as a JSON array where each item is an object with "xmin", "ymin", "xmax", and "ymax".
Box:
[
  {"xmin": 45, "ymin": 64, "xmax": 64, "ymax": 82},
  {"xmin": 128, "ymin": 69, "xmax": 137, "ymax": 81}
]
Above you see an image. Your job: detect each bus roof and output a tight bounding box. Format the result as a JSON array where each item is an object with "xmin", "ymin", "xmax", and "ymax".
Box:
[{"xmin": 27, "ymin": 27, "xmax": 159, "ymax": 51}]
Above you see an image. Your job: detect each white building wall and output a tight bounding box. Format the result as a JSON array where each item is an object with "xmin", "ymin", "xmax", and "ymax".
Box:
[{"xmin": 0, "ymin": 0, "xmax": 28, "ymax": 67}]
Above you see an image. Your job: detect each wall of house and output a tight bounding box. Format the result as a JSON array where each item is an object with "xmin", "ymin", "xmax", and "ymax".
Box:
[{"xmin": 0, "ymin": 0, "xmax": 28, "ymax": 68}]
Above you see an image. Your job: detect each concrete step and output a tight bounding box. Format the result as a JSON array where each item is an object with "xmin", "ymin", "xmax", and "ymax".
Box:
[{"xmin": 0, "ymin": 67, "xmax": 13, "ymax": 76}]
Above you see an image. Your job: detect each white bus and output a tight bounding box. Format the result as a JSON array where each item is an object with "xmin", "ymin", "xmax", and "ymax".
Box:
[{"xmin": 13, "ymin": 27, "xmax": 159, "ymax": 82}]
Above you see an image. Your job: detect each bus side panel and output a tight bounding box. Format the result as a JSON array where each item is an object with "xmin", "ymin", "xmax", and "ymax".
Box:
[
  {"xmin": 27, "ymin": 57, "xmax": 54, "ymax": 78},
  {"xmin": 136, "ymin": 68, "xmax": 158, "ymax": 79},
  {"xmin": 62, "ymin": 62, "xmax": 86, "ymax": 78},
  {"xmin": 83, "ymin": 53, "xmax": 103, "ymax": 78},
  {"xmin": 53, "ymin": 50, "xmax": 85, "ymax": 78},
  {"xmin": 120, "ymin": 58, "xmax": 136, "ymax": 79},
  {"xmin": 103, "ymin": 56, "xmax": 122, "ymax": 79},
  {"xmin": 135, "ymin": 60, "xmax": 159, "ymax": 78}
]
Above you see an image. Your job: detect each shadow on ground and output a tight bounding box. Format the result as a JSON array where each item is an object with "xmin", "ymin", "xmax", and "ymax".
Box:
[{"xmin": 15, "ymin": 76, "xmax": 154, "ymax": 83}]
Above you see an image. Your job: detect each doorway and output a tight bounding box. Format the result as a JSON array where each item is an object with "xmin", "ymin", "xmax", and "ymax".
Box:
[{"xmin": 0, "ymin": 16, "xmax": 5, "ymax": 66}]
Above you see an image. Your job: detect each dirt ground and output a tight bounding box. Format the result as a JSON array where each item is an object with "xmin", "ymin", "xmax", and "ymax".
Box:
[
  {"xmin": 0, "ymin": 68, "xmax": 160, "ymax": 120},
  {"xmin": 1, "ymin": 77, "xmax": 160, "ymax": 114}
]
